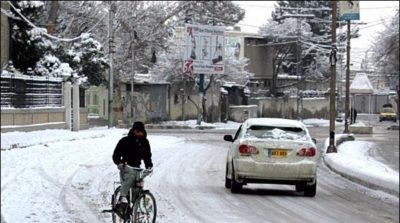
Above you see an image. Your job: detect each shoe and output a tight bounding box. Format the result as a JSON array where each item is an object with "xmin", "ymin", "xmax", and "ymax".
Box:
[{"xmin": 115, "ymin": 203, "xmax": 127, "ymax": 219}]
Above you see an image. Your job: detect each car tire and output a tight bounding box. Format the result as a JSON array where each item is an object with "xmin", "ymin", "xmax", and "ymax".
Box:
[
  {"xmin": 295, "ymin": 182, "xmax": 305, "ymax": 192},
  {"xmin": 225, "ymin": 164, "xmax": 231, "ymax": 189},
  {"xmin": 230, "ymin": 168, "xmax": 242, "ymax": 193},
  {"xmin": 304, "ymin": 179, "xmax": 317, "ymax": 197}
]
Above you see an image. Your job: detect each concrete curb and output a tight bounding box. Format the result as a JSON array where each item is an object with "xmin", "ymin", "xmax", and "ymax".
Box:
[
  {"xmin": 145, "ymin": 124, "xmax": 215, "ymax": 130},
  {"xmin": 324, "ymin": 157, "xmax": 399, "ymax": 197},
  {"xmin": 323, "ymin": 136, "xmax": 399, "ymax": 197}
]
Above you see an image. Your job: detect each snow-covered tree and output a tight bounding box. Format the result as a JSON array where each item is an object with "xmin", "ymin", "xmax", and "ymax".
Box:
[
  {"xmin": 371, "ymin": 11, "xmax": 399, "ymax": 77},
  {"xmin": 34, "ymin": 54, "xmax": 73, "ymax": 78},
  {"xmin": 111, "ymin": 1, "xmax": 178, "ymax": 80},
  {"xmin": 9, "ymin": 1, "xmax": 48, "ymax": 72},
  {"xmin": 60, "ymin": 33, "xmax": 108, "ymax": 85},
  {"xmin": 274, "ymin": 3, "xmax": 331, "ymax": 73},
  {"xmin": 259, "ymin": 18, "xmax": 312, "ymax": 95},
  {"xmin": 173, "ymin": 1, "xmax": 245, "ymax": 26},
  {"xmin": 6, "ymin": 1, "xmax": 109, "ymax": 85},
  {"xmin": 272, "ymin": 1, "xmax": 331, "ymax": 36},
  {"xmin": 258, "ymin": 0, "xmax": 357, "ymax": 96}
]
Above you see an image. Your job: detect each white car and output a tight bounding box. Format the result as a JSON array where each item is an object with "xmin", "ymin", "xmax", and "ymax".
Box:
[{"xmin": 224, "ymin": 118, "xmax": 318, "ymax": 196}]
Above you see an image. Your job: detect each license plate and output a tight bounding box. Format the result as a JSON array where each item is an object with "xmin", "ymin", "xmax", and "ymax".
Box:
[{"xmin": 271, "ymin": 149, "xmax": 287, "ymax": 158}]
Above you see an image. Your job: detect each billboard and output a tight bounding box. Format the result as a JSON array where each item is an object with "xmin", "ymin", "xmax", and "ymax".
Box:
[
  {"xmin": 339, "ymin": 1, "xmax": 360, "ymax": 21},
  {"xmin": 183, "ymin": 24, "xmax": 225, "ymax": 75},
  {"xmin": 226, "ymin": 36, "xmax": 241, "ymax": 60}
]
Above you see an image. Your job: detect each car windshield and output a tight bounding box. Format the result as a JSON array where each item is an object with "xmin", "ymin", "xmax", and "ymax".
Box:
[{"xmin": 245, "ymin": 125, "xmax": 310, "ymax": 141}]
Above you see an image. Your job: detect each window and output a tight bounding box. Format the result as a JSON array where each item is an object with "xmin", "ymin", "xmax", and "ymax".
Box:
[{"xmin": 245, "ymin": 125, "xmax": 309, "ymax": 141}]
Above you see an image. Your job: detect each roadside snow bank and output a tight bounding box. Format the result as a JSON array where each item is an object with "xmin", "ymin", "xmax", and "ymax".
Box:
[{"xmin": 324, "ymin": 138, "xmax": 399, "ymax": 196}]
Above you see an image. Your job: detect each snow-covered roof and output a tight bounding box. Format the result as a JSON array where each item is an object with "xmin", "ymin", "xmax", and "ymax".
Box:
[{"xmin": 350, "ymin": 73, "xmax": 374, "ymax": 94}]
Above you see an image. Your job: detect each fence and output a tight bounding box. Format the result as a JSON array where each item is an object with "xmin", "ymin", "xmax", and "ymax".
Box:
[
  {"xmin": 0, "ymin": 73, "xmax": 63, "ymax": 108},
  {"xmin": 1, "ymin": 72, "xmax": 89, "ymax": 132}
]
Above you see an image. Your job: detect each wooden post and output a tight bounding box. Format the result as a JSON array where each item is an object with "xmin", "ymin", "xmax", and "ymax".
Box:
[{"xmin": 344, "ymin": 20, "xmax": 351, "ymax": 133}]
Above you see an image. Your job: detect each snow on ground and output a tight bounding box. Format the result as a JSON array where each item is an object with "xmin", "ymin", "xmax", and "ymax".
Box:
[
  {"xmin": 1, "ymin": 119, "xmax": 398, "ymax": 222},
  {"xmin": 160, "ymin": 120, "xmax": 241, "ymax": 129},
  {"xmin": 1, "ymin": 127, "xmax": 185, "ymax": 223},
  {"xmin": 163, "ymin": 118, "xmax": 344, "ymax": 129},
  {"xmin": 323, "ymin": 134, "xmax": 399, "ymax": 195}
]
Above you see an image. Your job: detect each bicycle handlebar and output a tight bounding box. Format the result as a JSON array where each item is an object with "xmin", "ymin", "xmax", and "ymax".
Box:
[{"xmin": 123, "ymin": 165, "xmax": 153, "ymax": 179}]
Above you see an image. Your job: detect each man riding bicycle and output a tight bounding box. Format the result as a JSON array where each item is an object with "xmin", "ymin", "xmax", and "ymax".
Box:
[{"xmin": 112, "ymin": 121, "xmax": 153, "ymax": 215}]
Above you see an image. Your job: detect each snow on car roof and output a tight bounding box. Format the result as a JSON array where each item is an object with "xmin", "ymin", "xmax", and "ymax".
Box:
[{"xmin": 244, "ymin": 118, "xmax": 306, "ymax": 129}]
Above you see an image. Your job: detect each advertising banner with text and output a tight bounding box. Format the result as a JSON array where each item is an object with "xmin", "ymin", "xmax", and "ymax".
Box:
[{"xmin": 183, "ymin": 24, "xmax": 225, "ymax": 75}]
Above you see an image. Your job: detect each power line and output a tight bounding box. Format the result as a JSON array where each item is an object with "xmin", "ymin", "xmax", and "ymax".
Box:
[
  {"xmin": 7, "ymin": 1, "xmax": 106, "ymax": 42},
  {"xmin": 236, "ymin": 2, "xmax": 398, "ymax": 10},
  {"xmin": 234, "ymin": 3, "xmax": 275, "ymax": 9},
  {"xmin": 245, "ymin": 40, "xmax": 298, "ymax": 47}
]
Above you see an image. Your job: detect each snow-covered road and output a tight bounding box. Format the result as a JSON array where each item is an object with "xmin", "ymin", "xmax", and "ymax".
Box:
[{"xmin": 1, "ymin": 127, "xmax": 399, "ymax": 223}]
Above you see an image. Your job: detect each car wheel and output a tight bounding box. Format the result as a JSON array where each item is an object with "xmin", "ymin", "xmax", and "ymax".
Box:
[
  {"xmin": 225, "ymin": 164, "xmax": 231, "ymax": 189},
  {"xmin": 304, "ymin": 179, "xmax": 317, "ymax": 197},
  {"xmin": 230, "ymin": 167, "xmax": 242, "ymax": 193},
  {"xmin": 295, "ymin": 182, "xmax": 305, "ymax": 192}
]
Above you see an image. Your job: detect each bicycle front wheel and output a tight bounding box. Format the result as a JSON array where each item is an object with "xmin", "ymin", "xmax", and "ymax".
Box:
[
  {"xmin": 112, "ymin": 186, "xmax": 127, "ymax": 223},
  {"xmin": 132, "ymin": 191, "xmax": 157, "ymax": 223}
]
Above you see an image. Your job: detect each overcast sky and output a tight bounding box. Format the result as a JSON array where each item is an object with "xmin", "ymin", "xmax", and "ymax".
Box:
[{"xmin": 233, "ymin": 1, "xmax": 399, "ymax": 68}]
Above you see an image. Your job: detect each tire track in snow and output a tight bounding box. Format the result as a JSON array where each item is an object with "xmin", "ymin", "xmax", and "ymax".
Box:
[{"xmin": 36, "ymin": 166, "xmax": 103, "ymax": 223}]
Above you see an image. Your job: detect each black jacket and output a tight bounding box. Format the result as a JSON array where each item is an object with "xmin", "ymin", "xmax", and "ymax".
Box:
[{"xmin": 112, "ymin": 130, "xmax": 153, "ymax": 169}]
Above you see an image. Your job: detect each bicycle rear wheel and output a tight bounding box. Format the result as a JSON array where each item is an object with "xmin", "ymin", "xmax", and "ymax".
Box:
[{"xmin": 132, "ymin": 191, "xmax": 157, "ymax": 223}]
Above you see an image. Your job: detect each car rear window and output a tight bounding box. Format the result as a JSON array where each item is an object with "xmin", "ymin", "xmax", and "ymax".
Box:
[
  {"xmin": 245, "ymin": 125, "xmax": 310, "ymax": 141},
  {"xmin": 382, "ymin": 108, "xmax": 394, "ymax": 113}
]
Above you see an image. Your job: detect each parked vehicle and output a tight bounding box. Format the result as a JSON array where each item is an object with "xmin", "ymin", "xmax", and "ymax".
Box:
[
  {"xmin": 223, "ymin": 118, "xmax": 318, "ymax": 197},
  {"xmin": 379, "ymin": 104, "xmax": 397, "ymax": 122}
]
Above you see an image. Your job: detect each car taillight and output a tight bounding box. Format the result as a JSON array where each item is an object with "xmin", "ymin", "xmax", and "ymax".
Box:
[
  {"xmin": 297, "ymin": 147, "xmax": 316, "ymax": 157},
  {"xmin": 238, "ymin": 144, "xmax": 258, "ymax": 156}
]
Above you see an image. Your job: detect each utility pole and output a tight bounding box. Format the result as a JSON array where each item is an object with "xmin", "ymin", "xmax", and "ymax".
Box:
[
  {"xmin": 107, "ymin": 2, "xmax": 114, "ymax": 128},
  {"xmin": 327, "ymin": 1, "xmax": 337, "ymax": 153},
  {"xmin": 343, "ymin": 20, "xmax": 351, "ymax": 134},
  {"xmin": 296, "ymin": 13, "xmax": 301, "ymax": 120},
  {"xmin": 131, "ymin": 37, "xmax": 135, "ymax": 125},
  {"xmin": 337, "ymin": 34, "xmax": 344, "ymax": 120}
]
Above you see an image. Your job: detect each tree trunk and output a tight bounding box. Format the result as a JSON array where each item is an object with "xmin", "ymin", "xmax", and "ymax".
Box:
[{"xmin": 47, "ymin": 1, "xmax": 59, "ymax": 34}]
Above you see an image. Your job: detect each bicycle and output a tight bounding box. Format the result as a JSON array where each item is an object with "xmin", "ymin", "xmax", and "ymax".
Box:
[{"xmin": 104, "ymin": 167, "xmax": 157, "ymax": 223}]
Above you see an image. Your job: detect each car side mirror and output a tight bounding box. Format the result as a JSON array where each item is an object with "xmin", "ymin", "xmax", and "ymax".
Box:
[
  {"xmin": 312, "ymin": 138, "xmax": 317, "ymax": 144},
  {"xmin": 224, "ymin": 135, "xmax": 234, "ymax": 142}
]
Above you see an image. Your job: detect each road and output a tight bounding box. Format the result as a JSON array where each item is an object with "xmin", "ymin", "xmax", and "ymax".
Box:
[
  {"xmin": 1, "ymin": 127, "xmax": 398, "ymax": 223},
  {"xmin": 147, "ymin": 130, "xmax": 399, "ymax": 223}
]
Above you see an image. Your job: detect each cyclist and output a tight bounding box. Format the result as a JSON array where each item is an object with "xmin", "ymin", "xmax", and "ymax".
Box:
[{"xmin": 112, "ymin": 121, "xmax": 153, "ymax": 215}]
